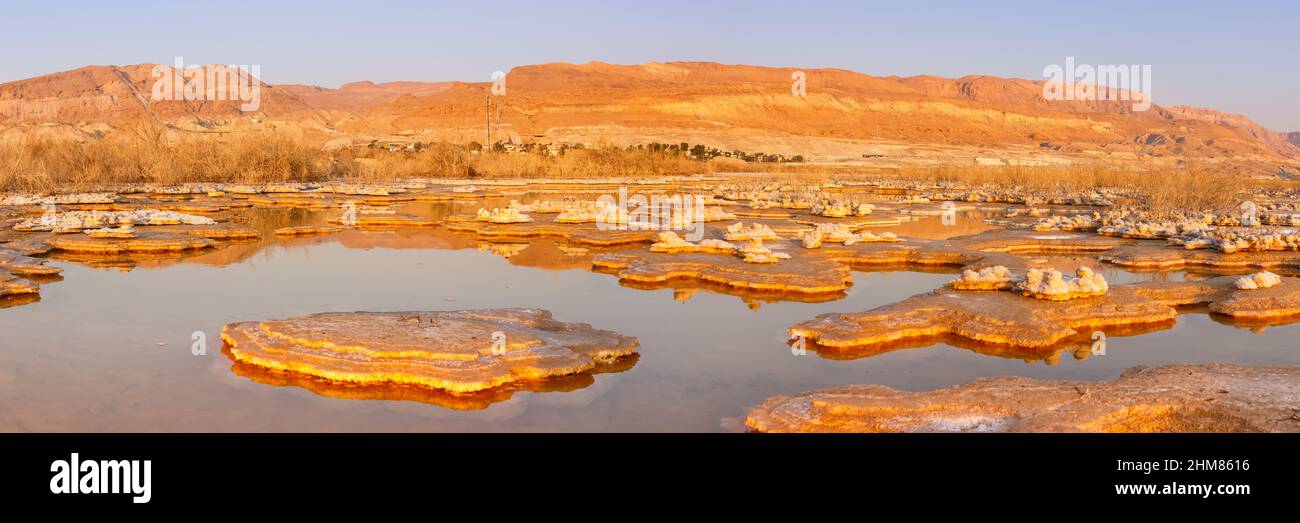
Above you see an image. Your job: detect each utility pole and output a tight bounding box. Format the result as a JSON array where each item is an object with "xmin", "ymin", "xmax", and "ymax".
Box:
[{"xmin": 485, "ymin": 95, "xmax": 491, "ymax": 150}]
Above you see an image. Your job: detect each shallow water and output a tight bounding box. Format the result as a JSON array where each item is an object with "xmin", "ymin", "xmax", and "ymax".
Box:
[{"xmin": 2, "ymin": 205, "xmax": 1298, "ymax": 432}]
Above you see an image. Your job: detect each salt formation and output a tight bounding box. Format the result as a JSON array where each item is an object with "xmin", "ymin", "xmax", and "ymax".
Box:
[
  {"xmin": 949, "ymin": 265, "xmax": 1013, "ymax": 290},
  {"xmin": 750, "ymin": 195, "xmax": 815, "ymax": 210},
  {"xmin": 592, "ymin": 251, "xmax": 854, "ymax": 295},
  {"xmin": 649, "ymin": 232, "xmax": 737, "ymax": 254},
  {"xmin": 551, "ymin": 200, "xmax": 732, "ymax": 228},
  {"xmin": 0, "ymin": 268, "xmax": 40, "ymax": 298},
  {"xmin": 1032, "ymin": 213, "xmax": 1100, "ymax": 232},
  {"xmin": 746, "ymin": 364, "xmax": 1300, "ymax": 433},
  {"xmin": 1175, "ymin": 229, "xmax": 1300, "ymax": 253},
  {"xmin": 801, "ymin": 224, "xmax": 898, "ymax": 248},
  {"xmin": 14, "ymin": 210, "xmax": 216, "ymax": 232},
  {"xmin": 274, "ymin": 226, "xmax": 342, "ymax": 237},
  {"xmin": 84, "ymin": 225, "xmax": 137, "ymax": 239},
  {"xmin": 1097, "ymin": 212, "xmax": 1213, "ymax": 240},
  {"xmin": 320, "ymin": 183, "xmax": 398, "ymax": 196},
  {"xmin": 475, "ymin": 207, "xmax": 533, "ymax": 224},
  {"xmin": 724, "ymin": 222, "xmax": 780, "ymax": 241},
  {"xmin": 0, "ymin": 193, "xmax": 116, "ymax": 205},
  {"xmin": 508, "ymin": 200, "xmax": 548, "ymax": 213},
  {"xmin": 221, "ymin": 309, "xmax": 638, "ymax": 394},
  {"xmin": 1015, "ymin": 267, "xmax": 1109, "ymax": 300},
  {"xmin": 555, "ymin": 201, "xmax": 621, "ymax": 224},
  {"xmin": 789, "ymin": 274, "xmax": 1300, "ymax": 352},
  {"xmin": 1235, "ymin": 271, "xmax": 1282, "ymax": 290},
  {"xmin": 738, "ymin": 238, "xmax": 790, "ymax": 264},
  {"xmin": 0, "ymin": 251, "xmax": 60, "ymax": 276},
  {"xmin": 811, "ymin": 200, "xmax": 873, "ymax": 218}
]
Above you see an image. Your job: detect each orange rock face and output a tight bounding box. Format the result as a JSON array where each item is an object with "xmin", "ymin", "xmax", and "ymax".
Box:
[{"xmin": 221, "ymin": 309, "xmax": 638, "ymax": 395}]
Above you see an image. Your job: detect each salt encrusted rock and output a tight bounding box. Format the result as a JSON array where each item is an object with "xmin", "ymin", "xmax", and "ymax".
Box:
[
  {"xmin": 446, "ymin": 219, "xmax": 656, "ymax": 246},
  {"xmin": 13, "ymin": 210, "xmax": 216, "ymax": 232},
  {"xmin": 593, "ymin": 251, "xmax": 853, "ymax": 296},
  {"xmin": 1101, "ymin": 243, "xmax": 1300, "ymax": 271},
  {"xmin": 319, "ymin": 183, "xmax": 401, "ymax": 196},
  {"xmin": 801, "ymin": 223, "xmax": 900, "ymax": 248},
  {"xmin": 1032, "ymin": 213, "xmax": 1100, "ymax": 232},
  {"xmin": 0, "ymin": 239, "xmax": 52, "ymax": 256},
  {"xmin": 46, "ymin": 232, "xmax": 215, "ymax": 254},
  {"xmin": 649, "ymin": 232, "xmax": 737, "ymax": 254},
  {"xmin": 746, "ymin": 364, "xmax": 1300, "ymax": 433},
  {"xmin": 221, "ymin": 309, "xmax": 638, "ymax": 394},
  {"xmin": 0, "ymin": 251, "xmax": 61, "ymax": 276},
  {"xmin": 738, "ymin": 238, "xmax": 791, "ymax": 264},
  {"xmin": 0, "ymin": 267, "xmax": 40, "ymax": 298},
  {"xmin": 327, "ymin": 212, "xmax": 438, "ymax": 227},
  {"xmin": 1236, "ymin": 271, "xmax": 1282, "ymax": 290},
  {"xmin": 1176, "ymin": 229, "xmax": 1300, "ymax": 253},
  {"xmin": 548, "ymin": 200, "xmax": 732, "ymax": 228},
  {"xmin": 553, "ymin": 202, "xmax": 605, "ymax": 224},
  {"xmin": 273, "ymin": 226, "xmax": 343, "ymax": 237},
  {"xmin": 724, "ymin": 222, "xmax": 780, "ymax": 241},
  {"xmin": 84, "ymin": 225, "xmax": 137, "ymax": 239},
  {"xmin": 811, "ymin": 200, "xmax": 873, "ymax": 218},
  {"xmin": 1097, "ymin": 216, "xmax": 1212, "ymax": 240},
  {"xmin": 476, "ymin": 207, "xmax": 533, "ymax": 224},
  {"xmin": 146, "ymin": 223, "xmax": 260, "ymax": 240},
  {"xmin": 1015, "ymin": 267, "xmax": 1109, "ymax": 300},
  {"xmin": 950, "ymin": 265, "xmax": 1013, "ymax": 290},
  {"xmin": 0, "ymin": 193, "xmax": 117, "ymax": 206},
  {"xmin": 790, "ymin": 275, "xmax": 1300, "ymax": 352}
]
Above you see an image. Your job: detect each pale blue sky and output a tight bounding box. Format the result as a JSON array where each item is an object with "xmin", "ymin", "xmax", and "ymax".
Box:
[{"xmin": 2, "ymin": 0, "xmax": 1296, "ymax": 130}]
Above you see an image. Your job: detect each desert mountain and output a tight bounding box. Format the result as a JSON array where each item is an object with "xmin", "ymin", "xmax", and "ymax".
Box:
[
  {"xmin": 2, "ymin": 61, "xmax": 1296, "ymax": 171},
  {"xmin": 0, "ymin": 64, "xmax": 307, "ymax": 127},
  {"xmin": 278, "ymin": 81, "xmax": 453, "ymax": 110}
]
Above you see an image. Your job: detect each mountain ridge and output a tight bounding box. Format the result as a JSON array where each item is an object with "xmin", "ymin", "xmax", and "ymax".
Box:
[{"xmin": 2, "ymin": 61, "xmax": 1296, "ymax": 173}]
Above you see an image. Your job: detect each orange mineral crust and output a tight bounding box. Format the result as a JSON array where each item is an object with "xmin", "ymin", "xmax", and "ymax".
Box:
[
  {"xmin": 221, "ymin": 308, "xmax": 639, "ymax": 395},
  {"xmin": 46, "ymin": 232, "xmax": 215, "ymax": 254},
  {"xmin": 746, "ymin": 364, "xmax": 1300, "ymax": 433},
  {"xmin": 791, "ymin": 275, "xmax": 1300, "ymax": 351},
  {"xmin": 593, "ymin": 251, "xmax": 853, "ymax": 295}
]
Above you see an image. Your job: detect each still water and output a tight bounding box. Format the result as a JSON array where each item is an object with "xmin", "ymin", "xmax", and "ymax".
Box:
[{"xmin": 1, "ymin": 205, "xmax": 1297, "ymax": 432}]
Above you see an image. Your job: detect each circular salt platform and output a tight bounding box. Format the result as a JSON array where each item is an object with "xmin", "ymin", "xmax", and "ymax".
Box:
[{"xmin": 221, "ymin": 308, "xmax": 639, "ymax": 395}]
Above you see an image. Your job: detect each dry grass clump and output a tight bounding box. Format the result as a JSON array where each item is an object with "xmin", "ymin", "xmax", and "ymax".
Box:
[
  {"xmin": 0, "ymin": 124, "xmax": 338, "ymax": 192},
  {"xmin": 342, "ymin": 142, "xmax": 471, "ymax": 181}
]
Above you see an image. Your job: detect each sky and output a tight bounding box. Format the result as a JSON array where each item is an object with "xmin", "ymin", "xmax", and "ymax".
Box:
[{"xmin": 2, "ymin": 0, "xmax": 1296, "ymax": 130}]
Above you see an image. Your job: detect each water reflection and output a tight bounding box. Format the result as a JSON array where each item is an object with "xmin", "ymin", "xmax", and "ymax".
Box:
[
  {"xmin": 225, "ymin": 344, "xmax": 640, "ymax": 410},
  {"xmin": 2, "ymin": 203, "xmax": 1299, "ymax": 432}
]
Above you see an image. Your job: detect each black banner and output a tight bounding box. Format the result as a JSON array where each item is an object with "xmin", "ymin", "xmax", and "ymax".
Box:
[{"xmin": 1, "ymin": 433, "xmax": 1293, "ymax": 512}]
